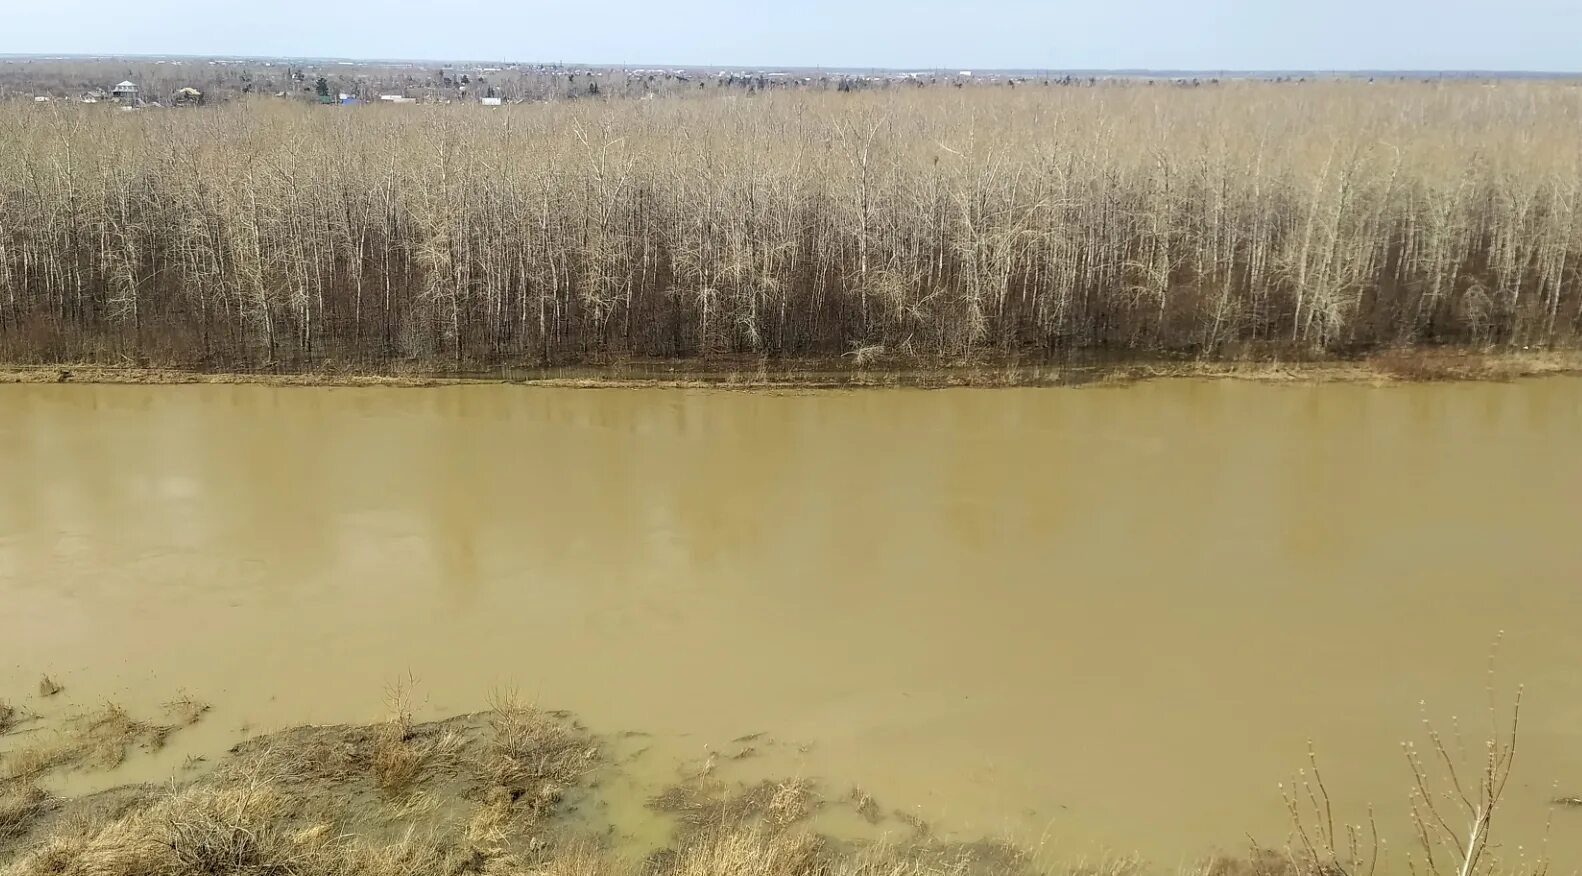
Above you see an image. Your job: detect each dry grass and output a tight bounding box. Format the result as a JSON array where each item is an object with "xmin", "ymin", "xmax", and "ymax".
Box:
[
  {"xmin": 6, "ymin": 346, "xmax": 1580, "ymax": 390},
  {"xmin": 653, "ymin": 777, "xmax": 821, "ymax": 836},
  {"xmin": 0, "ymin": 705, "xmax": 172, "ymax": 782},
  {"xmin": 477, "ymin": 695, "xmax": 598, "ymax": 823},
  {"xmin": 369, "ymin": 687, "xmax": 423, "ymax": 797},
  {"xmin": 161, "ymin": 697, "xmax": 211, "ymax": 728},
  {"xmin": 35, "ymin": 678, "xmax": 62, "ymax": 699},
  {"xmin": 0, "ymin": 703, "xmax": 18, "ymax": 737},
  {"xmin": 0, "ymin": 366, "xmax": 459, "ymax": 387},
  {"xmin": 4, "ymin": 779, "xmax": 462, "ymax": 876},
  {"xmin": 0, "ymin": 784, "xmax": 53, "ymax": 847}
]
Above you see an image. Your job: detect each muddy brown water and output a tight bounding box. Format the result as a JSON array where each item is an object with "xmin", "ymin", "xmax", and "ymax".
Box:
[{"xmin": 2, "ymin": 380, "xmax": 1580, "ymax": 868}]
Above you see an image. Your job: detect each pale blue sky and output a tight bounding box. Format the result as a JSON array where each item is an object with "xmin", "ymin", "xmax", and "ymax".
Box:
[{"xmin": 5, "ymin": 0, "xmax": 1580, "ymax": 71}]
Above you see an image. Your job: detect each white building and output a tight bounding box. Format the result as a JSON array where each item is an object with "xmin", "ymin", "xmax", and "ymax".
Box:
[
  {"xmin": 111, "ymin": 80, "xmax": 139, "ymax": 103},
  {"xmin": 480, "ymin": 96, "xmax": 502, "ymax": 106}
]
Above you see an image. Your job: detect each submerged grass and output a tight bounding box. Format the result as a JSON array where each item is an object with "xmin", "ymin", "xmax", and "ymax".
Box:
[
  {"xmin": 0, "ymin": 705, "xmax": 175, "ymax": 783},
  {"xmin": 653, "ymin": 777, "xmax": 820, "ymax": 836}
]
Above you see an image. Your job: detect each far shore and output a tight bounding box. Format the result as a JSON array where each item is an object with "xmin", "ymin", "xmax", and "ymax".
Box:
[{"xmin": 0, "ymin": 348, "xmax": 1579, "ymax": 390}]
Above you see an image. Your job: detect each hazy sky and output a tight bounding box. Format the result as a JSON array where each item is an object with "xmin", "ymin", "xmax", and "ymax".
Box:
[{"xmin": 5, "ymin": 0, "xmax": 1580, "ymax": 71}]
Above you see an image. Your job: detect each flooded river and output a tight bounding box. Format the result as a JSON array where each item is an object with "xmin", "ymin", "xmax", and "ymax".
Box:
[{"xmin": 2, "ymin": 379, "xmax": 1580, "ymax": 867}]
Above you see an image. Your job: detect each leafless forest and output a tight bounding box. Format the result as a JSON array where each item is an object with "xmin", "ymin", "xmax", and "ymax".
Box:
[{"xmin": 3, "ymin": 82, "xmax": 1581, "ymax": 369}]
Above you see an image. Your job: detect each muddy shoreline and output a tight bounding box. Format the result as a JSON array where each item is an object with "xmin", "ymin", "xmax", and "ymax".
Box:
[
  {"xmin": 1, "ymin": 349, "xmax": 1580, "ymax": 389},
  {"xmin": 0, "ymin": 698, "xmax": 1193, "ymax": 876},
  {"xmin": 4, "ymin": 691, "xmax": 1572, "ymax": 876}
]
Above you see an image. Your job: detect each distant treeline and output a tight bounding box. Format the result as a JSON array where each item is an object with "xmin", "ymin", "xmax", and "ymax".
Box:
[
  {"xmin": 0, "ymin": 57, "xmax": 994, "ymax": 106},
  {"xmin": 2, "ymin": 83, "xmax": 1580, "ymax": 369}
]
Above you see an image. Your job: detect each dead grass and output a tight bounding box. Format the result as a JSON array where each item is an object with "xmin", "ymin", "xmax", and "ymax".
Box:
[
  {"xmin": 35, "ymin": 678, "xmax": 62, "ymax": 699},
  {"xmin": 653, "ymin": 777, "xmax": 821, "ymax": 836},
  {"xmin": 0, "ymin": 703, "xmax": 18, "ymax": 737},
  {"xmin": 0, "ymin": 705, "xmax": 172, "ymax": 782},
  {"xmin": 0, "ymin": 784, "xmax": 53, "ymax": 847},
  {"xmin": 478, "ymin": 695, "xmax": 597, "ymax": 823},
  {"xmin": 368, "ymin": 686, "xmax": 423, "ymax": 797},
  {"xmin": 161, "ymin": 697, "xmax": 211, "ymax": 727},
  {"xmin": 1365, "ymin": 347, "xmax": 1582, "ymax": 382},
  {"xmin": 0, "ymin": 365, "xmax": 462, "ymax": 387},
  {"xmin": 4, "ymin": 779, "xmax": 462, "ymax": 876}
]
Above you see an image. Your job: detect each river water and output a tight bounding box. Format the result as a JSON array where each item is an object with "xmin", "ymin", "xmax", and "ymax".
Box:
[{"xmin": 2, "ymin": 380, "xmax": 1579, "ymax": 868}]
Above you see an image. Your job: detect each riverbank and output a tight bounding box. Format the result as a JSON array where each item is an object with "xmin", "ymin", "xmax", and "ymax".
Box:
[
  {"xmin": 0, "ymin": 696, "xmax": 1229, "ymax": 876},
  {"xmin": 1, "ymin": 349, "xmax": 1579, "ymax": 389},
  {"xmin": 2, "ymin": 692, "xmax": 1565, "ymax": 876}
]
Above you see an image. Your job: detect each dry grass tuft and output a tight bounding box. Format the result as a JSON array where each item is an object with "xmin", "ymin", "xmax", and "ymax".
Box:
[
  {"xmin": 0, "ymin": 783, "xmax": 53, "ymax": 847},
  {"xmin": 478, "ymin": 694, "xmax": 597, "ymax": 823},
  {"xmin": 0, "ymin": 701, "xmax": 18, "ymax": 736},
  {"xmin": 371, "ymin": 710, "xmax": 424, "ymax": 797},
  {"xmin": 464, "ymin": 787, "xmax": 515, "ymax": 851},
  {"xmin": 367, "ymin": 690, "xmax": 469, "ymax": 799},
  {"xmin": 765, "ymin": 779, "xmax": 816, "ymax": 827},
  {"xmin": 662, "ymin": 828, "xmax": 829, "ymax": 876},
  {"xmin": 36, "ymin": 677, "xmax": 62, "ymax": 699}
]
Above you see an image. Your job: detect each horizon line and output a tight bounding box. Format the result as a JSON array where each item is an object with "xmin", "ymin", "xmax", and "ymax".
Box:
[{"xmin": 3, "ymin": 52, "xmax": 1581, "ymax": 77}]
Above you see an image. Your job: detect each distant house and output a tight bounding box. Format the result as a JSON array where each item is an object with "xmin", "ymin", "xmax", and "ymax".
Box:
[
  {"xmin": 33, "ymin": 95, "xmax": 50, "ymax": 103},
  {"xmin": 111, "ymin": 80, "xmax": 138, "ymax": 104},
  {"xmin": 172, "ymin": 87, "xmax": 203, "ymax": 106},
  {"xmin": 480, "ymin": 96, "xmax": 502, "ymax": 106}
]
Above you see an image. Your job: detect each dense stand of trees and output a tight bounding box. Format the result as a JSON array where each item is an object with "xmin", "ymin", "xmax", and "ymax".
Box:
[{"xmin": 2, "ymin": 83, "xmax": 1581, "ymax": 369}]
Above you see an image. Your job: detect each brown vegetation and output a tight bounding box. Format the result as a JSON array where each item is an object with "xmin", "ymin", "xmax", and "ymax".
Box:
[
  {"xmin": 3, "ymin": 83, "xmax": 1581, "ymax": 374},
  {"xmin": 478, "ymin": 695, "xmax": 598, "ymax": 823},
  {"xmin": 0, "ymin": 705, "xmax": 176, "ymax": 783},
  {"xmin": 653, "ymin": 777, "xmax": 819, "ymax": 836},
  {"xmin": 161, "ymin": 697, "xmax": 211, "ymax": 728},
  {"xmin": 0, "ymin": 784, "xmax": 51, "ymax": 848},
  {"xmin": 1, "ymin": 684, "xmax": 1564, "ymax": 876}
]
